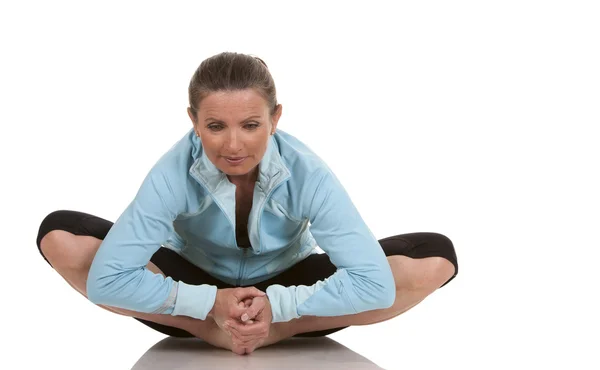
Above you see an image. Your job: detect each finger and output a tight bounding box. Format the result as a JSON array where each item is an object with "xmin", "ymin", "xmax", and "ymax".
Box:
[
  {"xmin": 234, "ymin": 287, "xmax": 266, "ymax": 301},
  {"xmin": 228, "ymin": 325, "xmax": 254, "ymax": 344},
  {"xmin": 228, "ymin": 325, "xmax": 251, "ymax": 341},
  {"xmin": 226, "ymin": 320, "xmax": 256, "ymax": 338},
  {"xmin": 228, "ymin": 297, "xmax": 252, "ymax": 318},
  {"xmin": 228, "ymin": 319, "xmax": 267, "ymax": 337},
  {"xmin": 228, "ymin": 323, "xmax": 266, "ymax": 342},
  {"xmin": 243, "ymin": 297, "xmax": 266, "ymax": 321},
  {"xmin": 228, "ymin": 304, "xmax": 247, "ymax": 319},
  {"xmin": 229, "ymin": 289, "xmax": 264, "ymax": 318},
  {"xmin": 237, "ymin": 299, "xmax": 252, "ymax": 312},
  {"xmin": 227, "ymin": 322, "xmax": 253, "ymax": 338},
  {"xmin": 227, "ymin": 326, "xmax": 245, "ymax": 342},
  {"xmin": 242, "ymin": 298, "xmax": 265, "ymax": 322},
  {"xmin": 231, "ymin": 307, "xmax": 258, "ymax": 321}
]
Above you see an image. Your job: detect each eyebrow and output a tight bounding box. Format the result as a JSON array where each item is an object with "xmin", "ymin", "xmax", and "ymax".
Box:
[{"xmin": 205, "ymin": 115, "xmax": 261, "ymax": 123}]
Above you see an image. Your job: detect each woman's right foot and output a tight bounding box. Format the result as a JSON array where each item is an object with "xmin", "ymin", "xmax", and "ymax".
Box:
[{"xmin": 198, "ymin": 319, "xmax": 246, "ymax": 354}]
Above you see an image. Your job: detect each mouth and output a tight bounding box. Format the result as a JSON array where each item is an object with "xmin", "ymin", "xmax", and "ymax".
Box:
[{"xmin": 224, "ymin": 156, "xmax": 247, "ymax": 164}]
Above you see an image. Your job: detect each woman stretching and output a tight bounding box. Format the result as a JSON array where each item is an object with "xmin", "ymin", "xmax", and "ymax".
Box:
[{"xmin": 36, "ymin": 51, "xmax": 458, "ymax": 355}]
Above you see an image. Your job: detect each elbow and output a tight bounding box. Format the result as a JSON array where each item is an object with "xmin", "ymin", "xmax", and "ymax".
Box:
[
  {"xmin": 379, "ymin": 282, "xmax": 396, "ymax": 309},
  {"xmin": 86, "ymin": 261, "xmax": 112, "ymax": 304},
  {"xmin": 349, "ymin": 270, "xmax": 396, "ymax": 311},
  {"xmin": 374, "ymin": 272, "xmax": 396, "ymax": 309},
  {"xmin": 86, "ymin": 267, "xmax": 103, "ymax": 304},
  {"xmin": 356, "ymin": 275, "xmax": 396, "ymax": 311}
]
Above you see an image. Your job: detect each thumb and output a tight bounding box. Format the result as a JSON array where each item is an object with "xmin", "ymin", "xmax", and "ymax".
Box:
[{"xmin": 241, "ymin": 298, "xmax": 265, "ymax": 322}]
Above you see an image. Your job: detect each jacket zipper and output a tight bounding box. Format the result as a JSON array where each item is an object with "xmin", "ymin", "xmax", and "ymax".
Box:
[
  {"xmin": 191, "ymin": 173, "xmax": 251, "ymax": 286},
  {"xmin": 237, "ymin": 247, "xmax": 248, "ymax": 286},
  {"xmin": 194, "ymin": 171, "xmax": 288, "ymax": 284},
  {"xmin": 201, "ymin": 188, "xmax": 247, "ymax": 286},
  {"xmin": 256, "ymin": 178, "xmax": 287, "ymax": 255}
]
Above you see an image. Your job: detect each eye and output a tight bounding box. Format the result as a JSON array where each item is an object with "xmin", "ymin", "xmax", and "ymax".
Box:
[{"xmin": 207, "ymin": 123, "xmax": 259, "ymax": 131}]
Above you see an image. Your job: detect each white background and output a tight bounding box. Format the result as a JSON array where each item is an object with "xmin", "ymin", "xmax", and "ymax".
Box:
[{"xmin": 2, "ymin": 1, "xmax": 599, "ymax": 369}]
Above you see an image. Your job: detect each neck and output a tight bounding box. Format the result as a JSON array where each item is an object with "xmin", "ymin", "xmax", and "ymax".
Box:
[{"xmin": 227, "ymin": 166, "xmax": 259, "ymax": 187}]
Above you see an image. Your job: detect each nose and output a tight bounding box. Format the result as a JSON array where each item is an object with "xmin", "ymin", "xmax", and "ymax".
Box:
[{"xmin": 224, "ymin": 130, "xmax": 242, "ymax": 152}]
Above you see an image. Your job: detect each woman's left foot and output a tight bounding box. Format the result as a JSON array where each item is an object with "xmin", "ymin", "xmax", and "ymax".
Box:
[{"xmin": 243, "ymin": 322, "xmax": 292, "ymax": 353}]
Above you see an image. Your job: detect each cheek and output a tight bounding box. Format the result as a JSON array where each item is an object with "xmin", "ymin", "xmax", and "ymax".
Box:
[{"xmin": 245, "ymin": 139, "xmax": 264, "ymax": 153}]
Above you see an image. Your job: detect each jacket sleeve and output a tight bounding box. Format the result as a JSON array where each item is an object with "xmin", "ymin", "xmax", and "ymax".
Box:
[
  {"xmin": 86, "ymin": 166, "xmax": 217, "ymax": 320},
  {"xmin": 265, "ymin": 169, "xmax": 396, "ymax": 323}
]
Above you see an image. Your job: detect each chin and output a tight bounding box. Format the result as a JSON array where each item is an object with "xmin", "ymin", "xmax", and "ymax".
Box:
[{"xmin": 219, "ymin": 161, "xmax": 254, "ymax": 175}]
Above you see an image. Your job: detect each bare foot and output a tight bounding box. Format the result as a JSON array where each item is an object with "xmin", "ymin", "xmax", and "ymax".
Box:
[
  {"xmin": 194, "ymin": 319, "xmax": 246, "ymax": 355},
  {"xmin": 241, "ymin": 322, "xmax": 292, "ymax": 354},
  {"xmin": 194, "ymin": 306, "xmax": 293, "ymax": 355},
  {"xmin": 200, "ymin": 318, "xmax": 268, "ymax": 355}
]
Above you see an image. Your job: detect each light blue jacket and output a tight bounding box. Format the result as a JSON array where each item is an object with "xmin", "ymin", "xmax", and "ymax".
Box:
[{"xmin": 87, "ymin": 128, "xmax": 396, "ymax": 323}]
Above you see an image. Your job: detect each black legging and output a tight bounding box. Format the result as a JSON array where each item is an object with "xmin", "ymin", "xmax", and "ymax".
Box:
[{"xmin": 36, "ymin": 210, "xmax": 458, "ymax": 338}]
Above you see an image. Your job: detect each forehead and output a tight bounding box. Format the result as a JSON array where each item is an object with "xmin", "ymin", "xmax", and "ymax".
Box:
[{"xmin": 199, "ymin": 89, "xmax": 267, "ymax": 117}]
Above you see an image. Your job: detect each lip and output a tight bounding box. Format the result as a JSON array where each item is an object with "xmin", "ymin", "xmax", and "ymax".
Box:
[{"xmin": 224, "ymin": 156, "xmax": 247, "ymax": 165}]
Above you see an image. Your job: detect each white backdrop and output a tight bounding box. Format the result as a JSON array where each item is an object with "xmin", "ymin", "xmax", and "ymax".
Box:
[{"xmin": 1, "ymin": 1, "xmax": 599, "ymax": 369}]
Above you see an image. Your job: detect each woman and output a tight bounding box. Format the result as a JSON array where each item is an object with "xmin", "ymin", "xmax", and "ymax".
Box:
[{"xmin": 36, "ymin": 52, "xmax": 458, "ymax": 355}]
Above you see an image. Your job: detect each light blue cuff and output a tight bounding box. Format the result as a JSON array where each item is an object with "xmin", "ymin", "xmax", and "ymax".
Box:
[
  {"xmin": 266, "ymin": 284, "xmax": 301, "ymax": 323},
  {"xmin": 152, "ymin": 280, "xmax": 178, "ymax": 315},
  {"xmin": 172, "ymin": 281, "xmax": 217, "ymax": 320}
]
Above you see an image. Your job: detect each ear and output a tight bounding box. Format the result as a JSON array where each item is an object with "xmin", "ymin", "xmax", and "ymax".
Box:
[
  {"xmin": 271, "ymin": 104, "xmax": 282, "ymax": 133},
  {"xmin": 187, "ymin": 107, "xmax": 197, "ymax": 124}
]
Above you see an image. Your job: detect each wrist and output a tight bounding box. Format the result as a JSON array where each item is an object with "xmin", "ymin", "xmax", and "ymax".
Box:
[{"xmin": 207, "ymin": 291, "xmax": 218, "ymax": 320}]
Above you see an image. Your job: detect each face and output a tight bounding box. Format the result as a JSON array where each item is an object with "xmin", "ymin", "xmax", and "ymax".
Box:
[{"xmin": 188, "ymin": 89, "xmax": 282, "ymax": 185}]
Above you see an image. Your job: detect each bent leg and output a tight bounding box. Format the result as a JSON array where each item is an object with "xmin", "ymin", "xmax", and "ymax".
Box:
[
  {"xmin": 286, "ymin": 255, "xmax": 454, "ymax": 337},
  {"xmin": 35, "ymin": 210, "xmax": 230, "ymax": 347},
  {"xmin": 39, "ymin": 228, "xmax": 216, "ymax": 337},
  {"xmin": 253, "ymin": 232, "xmax": 458, "ymax": 338}
]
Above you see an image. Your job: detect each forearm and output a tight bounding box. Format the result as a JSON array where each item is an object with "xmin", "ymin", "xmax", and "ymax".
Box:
[
  {"xmin": 104, "ymin": 300, "xmax": 214, "ymax": 338},
  {"xmin": 265, "ymin": 268, "xmax": 393, "ymax": 323}
]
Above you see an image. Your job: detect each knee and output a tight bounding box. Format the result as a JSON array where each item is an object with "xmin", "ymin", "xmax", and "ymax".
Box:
[
  {"xmin": 39, "ymin": 229, "xmax": 76, "ymax": 270},
  {"xmin": 37, "ymin": 210, "xmax": 72, "ymax": 249},
  {"xmin": 425, "ymin": 257, "xmax": 456, "ymax": 290},
  {"xmin": 36, "ymin": 210, "xmax": 88, "ymax": 270},
  {"xmin": 422, "ymin": 232, "xmax": 458, "ymax": 281},
  {"xmin": 388, "ymin": 232, "xmax": 458, "ymax": 291},
  {"xmin": 37, "ymin": 211, "xmax": 60, "ymax": 266}
]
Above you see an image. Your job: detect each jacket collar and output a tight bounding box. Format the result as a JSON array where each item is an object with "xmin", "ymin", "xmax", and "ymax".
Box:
[{"xmin": 188, "ymin": 130, "xmax": 290, "ymax": 195}]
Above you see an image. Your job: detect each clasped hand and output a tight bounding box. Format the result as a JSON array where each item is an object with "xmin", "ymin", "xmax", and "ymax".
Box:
[{"xmin": 209, "ymin": 287, "xmax": 273, "ymax": 349}]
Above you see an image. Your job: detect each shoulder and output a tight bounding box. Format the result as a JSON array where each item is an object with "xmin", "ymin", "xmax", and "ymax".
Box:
[
  {"xmin": 272, "ymin": 130, "xmax": 337, "ymax": 215},
  {"xmin": 144, "ymin": 128, "xmax": 201, "ymax": 191},
  {"xmin": 274, "ymin": 129, "xmax": 331, "ymax": 181},
  {"xmin": 153, "ymin": 128, "xmax": 197, "ymax": 175},
  {"xmin": 138, "ymin": 129, "xmax": 196, "ymax": 208}
]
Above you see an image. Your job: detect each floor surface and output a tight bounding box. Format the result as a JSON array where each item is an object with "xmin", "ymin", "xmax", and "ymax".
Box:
[{"xmin": 131, "ymin": 336, "xmax": 383, "ymax": 369}]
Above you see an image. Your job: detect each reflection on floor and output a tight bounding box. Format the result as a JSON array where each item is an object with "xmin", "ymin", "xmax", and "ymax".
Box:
[{"xmin": 131, "ymin": 336, "xmax": 383, "ymax": 369}]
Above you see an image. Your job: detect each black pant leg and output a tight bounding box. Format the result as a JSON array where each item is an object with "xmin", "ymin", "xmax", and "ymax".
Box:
[
  {"xmin": 378, "ymin": 232, "xmax": 458, "ymax": 287},
  {"xmin": 36, "ymin": 210, "xmax": 194, "ymax": 338},
  {"xmin": 36, "ymin": 210, "xmax": 113, "ymax": 267},
  {"xmin": 252, "ymin": 232, "xmax": 458, "ymax": 337}
]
